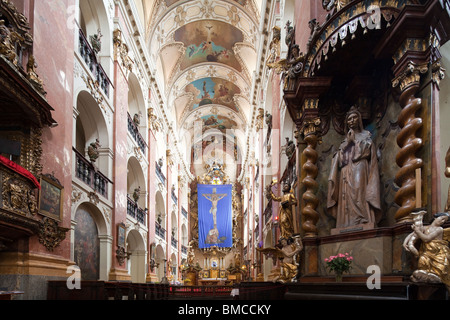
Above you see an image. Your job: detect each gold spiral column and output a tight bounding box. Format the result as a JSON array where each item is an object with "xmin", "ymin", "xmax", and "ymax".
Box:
[{"xmin": 392, "ymin": 61, "xmax": 428, "ymax": 223}]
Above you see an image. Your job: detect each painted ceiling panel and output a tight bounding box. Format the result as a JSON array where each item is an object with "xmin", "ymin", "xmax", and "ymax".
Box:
[{"xmin": 174, "ymin": 20, "xmax": 244, "ymax": 72}]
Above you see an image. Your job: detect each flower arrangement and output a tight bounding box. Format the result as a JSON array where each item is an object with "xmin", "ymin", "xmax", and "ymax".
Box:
[{"xmin": 324, "ymin": 253, "xmax": 353, "ymax": 280}]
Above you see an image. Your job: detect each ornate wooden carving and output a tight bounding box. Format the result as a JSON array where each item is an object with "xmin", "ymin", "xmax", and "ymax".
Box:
[
  {"xmin": 392, "ymin": 61, "xmax": 428, "ymax": 223},
  {"xmin": 300, "ymin": 117, "xmax": 321, "ymax": 237}
]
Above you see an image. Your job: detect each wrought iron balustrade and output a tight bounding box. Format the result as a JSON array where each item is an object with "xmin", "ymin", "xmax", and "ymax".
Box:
[
  {"xmin": 74, "ymin": 147, "xmax": 110, "ymax": 198},
  {"xmin": 171, "ymin": 237, "xmax": 178, "ymax": 249},
  {"xmin": 155, "ymin": 222, "xmax": 166, "ymax": 239},
  {"xmin": 127, "ymin": 113, "xmax": 147, "ymax": 154},
  {"xmin": 127, "ymin": 196, "xmax": 147, "ymax": 226},
  {"xmin": 155, "ymin": 161, "xmax": 166, "ymax": 184},
  {"xmin": 181, "ymin": 207, "xmax": 188, "ymax": 219},
  {"xmin": 78, "ymin": 29, "xmax": 112, "ymax": 98},
  {"xmin": 171, "ymin": 189, "xmax": 178, "ymax": 204}
]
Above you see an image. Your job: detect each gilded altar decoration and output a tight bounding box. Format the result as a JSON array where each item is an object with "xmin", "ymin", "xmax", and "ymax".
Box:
[
  {"xmin": 404, "ymin": 212, "xmax": 450, "ymax": 292},
  {"xmin": 1, "ymin": 155, "xmax": 40, "ymax": 217},
  {"xmin": 258, "ymin": 235, "xmax": 303, "ymax": 283},
  {"xmin": 327, "ymin": 106, "xmax": 381, "ymax": 230},
  {"xmin": 38, "ymin": 217, "xmax": 69, "ymax": 252},
  {"xmin": 268, "ymin": 180, "xmax": 298, "ymax": 240},
  {"xmin": 26, "ymin": 54, "xmax": 46, "ymax": 95}
]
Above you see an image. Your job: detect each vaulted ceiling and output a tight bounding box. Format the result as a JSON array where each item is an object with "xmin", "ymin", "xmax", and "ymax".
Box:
[{"xmin": 142, "ymin": 0, "xmax": 264, "ymax": 181}]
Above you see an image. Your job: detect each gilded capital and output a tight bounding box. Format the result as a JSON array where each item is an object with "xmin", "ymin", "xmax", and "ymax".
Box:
[
  {"xmin": 392, "ymin": 61, "xmax": 428, "ymax": 92},
  {"xmin": 300, "ymin": 117, "xmax": 321, "ymax": 138}
]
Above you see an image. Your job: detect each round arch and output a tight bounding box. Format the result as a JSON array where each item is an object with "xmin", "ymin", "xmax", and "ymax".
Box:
[
  {"xmin": 127, "ymin": 156, "xmax": 147, "ymax": 208},
  {"xmin": 126, "ymin": 229, "xmax": 147, "ymax": 283},
  {"xmin": 79, "ymin": 0, "xmax": 113, "ymax": 75},
  {"xmin": 155, "ymin": 190, "xmax": 166, "ymax": 229},
  {"xmin": 128, "ymin": 72, "xmax": 148, "ymax": 142},
  {"xmin": 169, "ymin": 252, "xmax": 178, "ymax": 283},
  {"xmin": 75, "ymin": 90, "xmax": 111, "ymax": 175},
  {"xmin": 73, "ymin": 202, "xmax": 110, "ymax": 281},
  {"xmin": 155, "ymin": 244, "xmax": 166, "ymax": 282}
]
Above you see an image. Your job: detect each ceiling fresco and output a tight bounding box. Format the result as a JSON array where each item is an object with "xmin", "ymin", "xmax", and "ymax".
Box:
[
  {"xmin": 174, "ymin": 20, "xmax": 244, "ymax": 72},
  {"xmin": 184, "ymin": 77, "xmax": 241, "ymax": 112}
]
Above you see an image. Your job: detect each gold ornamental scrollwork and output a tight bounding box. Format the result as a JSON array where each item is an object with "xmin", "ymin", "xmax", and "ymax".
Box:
[
  {"xmin": 392, "ymin": 61, "xmax": 428, "ymax": 92},
  {"xmin": 38, "ymin": 217, "xmax": 69, "ymax": 252}
]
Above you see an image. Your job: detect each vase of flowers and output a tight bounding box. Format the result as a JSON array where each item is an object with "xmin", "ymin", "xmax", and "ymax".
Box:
[{"xmin": 324, "ymin": 253, "xmax": 353, "ymax": 282}]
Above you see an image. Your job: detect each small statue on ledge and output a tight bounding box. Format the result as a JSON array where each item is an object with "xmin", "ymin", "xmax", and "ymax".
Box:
[
  {"xmin": 89, "ymin": 29, "xmax": 103, "ymax": 55},
  {"xmin": 268, "ymin": 179, "xmax": 298, "ymax": 240},
  {"xmin": 132, "ymin": 186, "xmax": 141, "ymax": 203},
  {"xmin": 87, "ymin": 139, "xmax": 101, "ymax": 163},
  {"xmin": 404, "ymin": 211, "xmax": 450, "ymax": 291}
]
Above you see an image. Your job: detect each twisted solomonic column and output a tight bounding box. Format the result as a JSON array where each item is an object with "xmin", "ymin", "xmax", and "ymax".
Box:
[
  {"xmin": 300, "ymin": 117, "xmax": 321, "ymax": 237},
  {"xmin": 392, "ymin": 61, "xmax": 428, "ymax": 223}
]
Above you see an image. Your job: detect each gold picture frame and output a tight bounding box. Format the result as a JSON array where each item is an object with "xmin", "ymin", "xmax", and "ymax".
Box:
[
  {"xmin": 117, "ymin": 223, "xmax": 126, "ymax": 248},
  {"xmin": 38, "ymin": 175, "xmax": 63, "ymax": 221}
]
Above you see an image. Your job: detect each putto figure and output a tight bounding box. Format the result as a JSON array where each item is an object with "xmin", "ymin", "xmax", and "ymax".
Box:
[
  {"xmin": 327, "ymin": 106, "xmax": 381, "ymax": 229},
  {"xmin": 404, "ymin": 211, "xmax": 450, "ymax": 292}
]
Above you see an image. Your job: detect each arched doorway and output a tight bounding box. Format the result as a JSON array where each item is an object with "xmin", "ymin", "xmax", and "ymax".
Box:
[
  {"xmin": 155, "ymin": 244, "xmax": 166, "ymax": 282},
  {"xmin": 126, "ymin": 229, "xmax": 146, "ymax": 283}
]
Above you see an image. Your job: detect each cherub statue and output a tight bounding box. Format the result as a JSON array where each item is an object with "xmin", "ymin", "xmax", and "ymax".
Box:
[
  {"xmin": 404, "ymin": 211, "xmax": 450, "ymax": 291},
  {"xmin": 258, "ymin": 236, "xmax": 303, "ymax": 283},
  {"xmin": 402, "ymin": 209, "xmax": 426, "ymax": 257}
]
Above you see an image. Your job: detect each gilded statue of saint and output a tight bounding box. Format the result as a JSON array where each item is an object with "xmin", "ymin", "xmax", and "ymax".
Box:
[
  {"xmin": 269, "ymin": 180, "xmax": 298, "ymax": 239},
  {"xmin": 404, "ymin": 212, "xmax": 450, "ymax": 291},
  {"xmin": 327, "ymin": 106, "xmax": 381, "ymax": 229}
]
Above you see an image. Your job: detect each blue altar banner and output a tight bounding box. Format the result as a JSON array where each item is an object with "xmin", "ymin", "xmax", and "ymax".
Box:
[{"xmin": 197, "ymin": 184, "xmax": 233, "ymax": 249}]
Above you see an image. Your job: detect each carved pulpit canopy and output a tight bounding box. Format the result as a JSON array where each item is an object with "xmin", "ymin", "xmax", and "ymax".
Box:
[{"xmin": 0, "ymin": 0, "xmax": 56, "ymax": 128}]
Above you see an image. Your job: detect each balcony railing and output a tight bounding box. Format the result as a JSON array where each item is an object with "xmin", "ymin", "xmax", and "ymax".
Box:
[
  {"xmin": 171, "ymin": 189, "xmax": 178, "ymax": 204},
  {"xmin": 78, "ymin": 29, "xmax": 112, "ymax": 97},
  {"xmin": 74, "ymin": 147, "xmax": 111, "ymax": 198},
  {"xmin": 127, "ymin": 113, "xmax": 147, "ymax": 154},
  {"xmin": 171, "ymin": 237, "xmax": 178, "ymax": 249},
  {"xmin": 155, "ymin": 161, "xmax": 166, "ymax": 184},
  {"xmin": 181, "ymin": 207, "xmax": 188, "ymax": 219},
  {"xmin": 127, "ymin": 196, "xmax": 147, "ymax": 226},
  {"xmin": 155, "ymin": 222, "xmax": 166, "ymax": 239}
]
